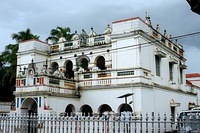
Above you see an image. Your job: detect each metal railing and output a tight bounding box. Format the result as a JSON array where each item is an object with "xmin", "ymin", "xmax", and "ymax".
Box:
[{"xmin": 0, "ymin": 112, "xmax": 199, "ymax": 133}]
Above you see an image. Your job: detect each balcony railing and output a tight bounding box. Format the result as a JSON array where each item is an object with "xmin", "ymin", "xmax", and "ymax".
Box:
[
  {"xmin": 15, "ymin": 75, "xmax": 76, "ymax": 95},
  {"xmin": 15, "ymin": 86, "xmax": 75, "ymax": 96},
  {"xmin": 50, "ymin": 35, "xmax": 109, "ymax": 53}
]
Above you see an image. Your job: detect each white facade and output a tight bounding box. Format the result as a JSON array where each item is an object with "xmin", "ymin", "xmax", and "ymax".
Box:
[{"xmin": 12, "ymin": 16, "xmax": 197, "ymax": 117}]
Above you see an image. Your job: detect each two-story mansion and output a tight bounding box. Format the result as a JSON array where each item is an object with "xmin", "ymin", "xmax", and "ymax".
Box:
[{"xmin": 12, "ymin": 16, "xmax": 197, "ymax": 117}]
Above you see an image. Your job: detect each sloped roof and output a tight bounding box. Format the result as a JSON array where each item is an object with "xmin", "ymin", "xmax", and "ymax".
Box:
[
  {"xmin": 186, "ymin": 73, "xmax": 200, "ymax": 78},
  {"xmin": 186, "ymin": 80, "xmax": 193, "ymax": 85},
  {"xmin": 112, "ymin": 16, "xmax": 147, "ymax": 25},
  {"xmin": 186, "ymin": 80, "xmax": 200, "ymax": 89}
]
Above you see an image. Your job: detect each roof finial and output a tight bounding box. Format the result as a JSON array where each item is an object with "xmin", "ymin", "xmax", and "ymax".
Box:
[
  {"xmin": 104, "ymin": 23, "xmax": 112, "ymax": 34},
  {"xmin": 164, "ymin": 30, "xmax": 168, "ymax": 38},
  {"xmin": 175, "ymin": 39, "xmax": 178, "ymax": 45},
  {"xmin": 89, "ymin": 27, "xmax": 96, "ymax": 37},
  {"xmin": 156, "ymin": 24, "xmax": 160, "ymax": 33},
  {"xmin": 145, "ymin": 12, "xmax": 151, "ymax": 26},
  {"xmin": 169, "ymin": 34, "xmax": 172, "ymax": 41}
]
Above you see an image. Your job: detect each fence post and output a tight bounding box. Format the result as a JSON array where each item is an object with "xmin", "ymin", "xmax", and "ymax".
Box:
[
  {"xmin": 145, "ymin": 113, "xmax": 148, "ymax": 133},
  {"xmin": 140, "ymin": 113, "xmax": 143, "ymax": 133},
  {"xmin": 104, "ymin": 114, "xmax": 109, "ymax": 133},
  {"xmin": 133, "ymin": 113, "xmax": 137, "ymax": 133},
  {"xmin": 182, "ymin": 115, "xmax": 186, "ymax": 132},
  {"xmin": 151, "ymin": 112, "xmax": 154, "ymax": 133},
  {"xmin": 112, "ymin": 115, "xmax": 115, "ymax": 133},
  {"xmin": 92, "ymin": 116, "xmax": 95, "ymax": 133},
  {"xmin": 157, "ymin": 113, "xmax": 161, "ymax": 133},
  {"xmin": 163, "ymin": 113, "xmax": 167, "ymax": 133},
  {"xmin": 170, "ymin": 113, "xmax": 173, "ymax": 132},
  {"xmin": 75, "ymin": 114, "xmax": 78, "ymax": 133},
  {"xmin": 196, "ymin": 113, "xmax": 200, "ymax": 131},
  {"xmin": 87, "ymin": 116, "xmax": 90, "ymax": 133}
]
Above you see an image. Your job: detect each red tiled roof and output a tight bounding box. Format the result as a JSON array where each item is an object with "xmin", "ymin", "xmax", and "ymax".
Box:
[
  {"xmin": 112, "ymin": 16, "xmax": 147, "ymax": 25},
  {"xmin": 186, "ymin": 80, "xmax": 200, "ymax": 88},
  {"xmin": 186, "ymin": 80, "xmax": 193, "ymax": 85},
  {"xmin": 186, "ymin": 73, "xmax": 200, "ymax": 78}
]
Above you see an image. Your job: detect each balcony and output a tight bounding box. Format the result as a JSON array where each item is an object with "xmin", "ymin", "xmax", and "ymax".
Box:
[
  {"xmin": 94, "ymin": 36, "xmax": 106, "ymax": 45},
  {"xmin": 50, "ymin": 35, "xmax": 109, "ymax": 54},
  {"xmin": 79, "ymin": 68, "xmax": 152, "ymax": 88},
  {"xmin": 15, "ymin": 76, "xmax": 77, "ymax": 97}
]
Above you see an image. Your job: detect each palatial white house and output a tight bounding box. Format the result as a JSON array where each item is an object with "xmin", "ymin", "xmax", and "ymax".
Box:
[{"xmin": 11, "ymin": 16, "xmax": 198, "ymax": 117}]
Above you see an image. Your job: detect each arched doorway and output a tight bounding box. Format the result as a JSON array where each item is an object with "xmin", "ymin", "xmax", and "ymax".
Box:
[
  {"xmin": 80, "ymin": 104, "xmax": 93, "ymax": 116},
  {"xmin": 98, "ymin": 104, "xmax": 112, "ymax": 116},
  {"xmin": 76, "ymin": 55, "xmax": 90, "ymax": 71},
  {"xmin": 65, "ymin": 104, "xmax": 75, "ymax": 116},
  {"xmin": 65, "ymin": 61, "xmax": 74, "ymax": 79},
  {"xmin": 51, "ymin": 62, "xmax": 59, "ymax": 74},
  {"xmin": 21, "ymin": 98, "xmax": 38, "ymax": 114},
  {"xmin": 119, "ymin": 104, "xmax": 132, "ymax": 115},
  {"xmin": 21, "ymin": 98, "xmax": 38, "ymax": 133},
  {"xmin": 80, "ymin": 58, "xmax": 89, "ymax": 71}
]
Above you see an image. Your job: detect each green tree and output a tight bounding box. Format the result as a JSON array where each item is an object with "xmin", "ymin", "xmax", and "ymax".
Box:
[
  {"xmin": 46, "ymin": 26, "xmax": 73, "ymax": 43},
  {"xmin": 11, "ymin": 28, "xmax": 40, "ymax": 43},
  {"xmin": 0, "ymin": 28, "xmax": 40, "ymax": 101},
  {"xmin": 0, "ymin": 44, "xmax": 18, "ymax": 101},
  {"xmin": 1, "ymin": 44, "xmax": 18, "ymax": 88}
]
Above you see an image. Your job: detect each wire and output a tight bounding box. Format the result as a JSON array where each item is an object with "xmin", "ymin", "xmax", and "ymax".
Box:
[{"xmin": 171, "ymin": 31, "xmax": 200, "ymax": 40}]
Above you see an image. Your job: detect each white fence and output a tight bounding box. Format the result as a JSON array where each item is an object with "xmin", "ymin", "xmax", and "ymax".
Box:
[{"xmin": 0, "ymin": 112, "xmax": 199, "ymax": 133}]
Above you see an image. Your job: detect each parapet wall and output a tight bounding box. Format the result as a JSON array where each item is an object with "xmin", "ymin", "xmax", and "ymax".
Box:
[{"xmin": 112, "ymin": 17, "xmax": 149, "ymax": 34}]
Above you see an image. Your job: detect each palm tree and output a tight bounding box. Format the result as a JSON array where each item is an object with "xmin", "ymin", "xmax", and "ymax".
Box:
[
  {"xmin": 11, "ymin": 28, "xmax": 40, "ymax": 43},
  {"xmin": 46, "ymin": 26, "xmax": 73, "ymax": 43}
]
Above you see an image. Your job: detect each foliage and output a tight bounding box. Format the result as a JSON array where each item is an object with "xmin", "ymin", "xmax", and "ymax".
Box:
[
  {"xmin": 46, "ymin": 26, "xmax": 73, "ymax": 43},
  {"xmin": 11, "ymin": 28, "xmax": 40, "ymax": 43},
  {"xmin": 0, "ymin": 28, "xmax": 39, "ymax": 101},
  {"xmin": 1, "ymin": 44, "xmax": 18, "ymax": 87},
  {"xmin": 0, "ymin": 44, "xmax": 18, "ymax": 101}
]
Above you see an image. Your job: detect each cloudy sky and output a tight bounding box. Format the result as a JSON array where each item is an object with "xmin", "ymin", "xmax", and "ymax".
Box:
[{"xmin": 0, "ymin": 0, "xmax": 200, "ymax": 74}]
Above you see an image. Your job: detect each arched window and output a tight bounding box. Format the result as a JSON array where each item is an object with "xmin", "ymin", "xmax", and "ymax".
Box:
[
  {"xmin": 65, "ymin": 104, "xmax": 75, "ymax": 116},
  {"xmin": 96, "ymin": 56, "xmax": 106, "ymax": 70},
  {"xmin": 98, "ymin": 104, "xmax": 112, "ymax": 116},
  {"xmin": 65, "ymin": 61, "xmax": 74, "ymax": 79},
  {"xmin": 81, "ymin": 58, "xmax": 89, "ymax": 71},
  {"xmin": 76, "ymin": 55, "xmax": 90, "ymax": 71},
  {"xmin": 81, "ymin": 104, "xmax": 93, "ymax": 116},
  {"xmin": 52, "ymin": 62, "xmax": 59, "ymax": 74},
  {"xmin": 119, "ymin": 104, "xmax": 132, "ymax": 115}
]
